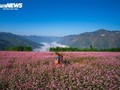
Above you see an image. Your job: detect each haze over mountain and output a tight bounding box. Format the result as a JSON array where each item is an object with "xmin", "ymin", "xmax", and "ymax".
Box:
[
  {"xmin": 23, "ymin": 29, "xmax": 120, "ymax": 49},
  {"xmin": 58, "ymin": 29, "xmax": 120, "ymax": 49},
  {"xmin": 23, "ymin": 35, "xmax": 60, "ymax": 43},
  {"xmin": 0, "ymin": 32, "xmax": 43, "ymax": 50}
]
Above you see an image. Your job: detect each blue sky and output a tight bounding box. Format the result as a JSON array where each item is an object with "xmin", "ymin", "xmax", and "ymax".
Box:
[{"xmin": 0, "ymin": 0, "xmax": 120, "ymax": 36}]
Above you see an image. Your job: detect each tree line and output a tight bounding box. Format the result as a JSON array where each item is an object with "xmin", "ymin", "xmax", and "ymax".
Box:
[{"xmin": 49, "ymin": 46, "xmax": 120, "ymax": 52}]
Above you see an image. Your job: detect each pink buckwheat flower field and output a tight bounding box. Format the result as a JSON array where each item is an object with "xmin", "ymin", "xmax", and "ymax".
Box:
[{"xmin": 0, "ymin": 51, "xmax": 120, "ymax": 90}]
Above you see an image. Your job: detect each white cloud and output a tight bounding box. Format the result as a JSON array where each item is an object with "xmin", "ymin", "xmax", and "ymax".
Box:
[
  {"xmin": 101, "ymin": 34, "xmax": 105, "ymax": 36},
  {"xmin": 33, "ymin": 42, "xmax": 68, "ymax": 52}
]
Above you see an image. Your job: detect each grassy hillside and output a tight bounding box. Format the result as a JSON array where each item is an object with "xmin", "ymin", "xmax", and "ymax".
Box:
[
  {"xmin": 58, "ymin": 29, "xmax": 120, "ymax": 49},
  {"xmin": 0, "ymin": 32, "xmax": 43, "ymax": 50}
]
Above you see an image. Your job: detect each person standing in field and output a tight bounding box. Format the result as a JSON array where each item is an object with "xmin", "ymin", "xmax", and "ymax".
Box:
[
  {"xmin": 54, "ymin": 52, "xmax": 60, "ymax": 65},
  {"xmin": 59, "ymin": 53, "xmax": 63, "ymax": 64},
  {"xmin": 54, "ymin": 52, "xmax": 63, "ymax": 65}
]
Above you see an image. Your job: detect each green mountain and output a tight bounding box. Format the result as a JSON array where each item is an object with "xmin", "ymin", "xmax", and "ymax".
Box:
[
  {"xmin": 2, "ymin": 29, "xmax": 119, "ymax": 50},
  {"xmin": 0, "ymin": 32, "xmax": 43, "ymax": 50},
  {"xmin": 58, "ymin": 29, "xmax": 120, "ymax": 49}
]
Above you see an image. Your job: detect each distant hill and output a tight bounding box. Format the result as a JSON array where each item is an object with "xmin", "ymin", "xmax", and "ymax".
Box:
[
  {"xmin": 0, "ymin": 32, "xmax": 43, "ymax": 50},
  {"xmin": 1, "ymin": 29, "xmax": 120, "ymax": 50},
  {"xmin": 23, "ymin": 35, "xmax": 60, "ymax": 43},
  {"xmin": 58, "ymin": 29, "xmax": 120, "ymax": 49}
]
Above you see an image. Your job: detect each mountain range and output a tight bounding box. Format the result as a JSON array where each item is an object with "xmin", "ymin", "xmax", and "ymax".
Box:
[
  {"xmin": 58, "ymin": 29, "xmax": 120, "ymax": 49},
  {"xmin": 23, "ymin": 35, "xmax": 60, "ymax": 43},
  {"xmin": 0, "ymin": 29, "xmax": 120, "ymax": 50},
  {"xmin": 0, "ymin": 32, "xmax": 43, "ymax": 50}
]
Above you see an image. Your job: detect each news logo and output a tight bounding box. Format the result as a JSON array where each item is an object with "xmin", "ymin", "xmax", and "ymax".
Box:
[{"xmin": 0, "ymin": 3, "xmax": 23, "ymax": 10}]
